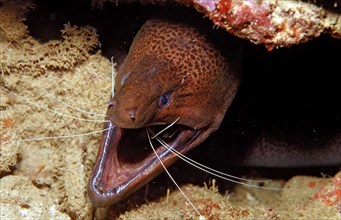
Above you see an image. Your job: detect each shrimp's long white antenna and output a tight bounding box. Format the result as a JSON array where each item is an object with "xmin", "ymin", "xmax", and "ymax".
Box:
[
  {"xmin": 155, "ymin": 135, "xmax": 268, "ymax": 183},
  {"xmin": 153, "ymin": 133, "xmax": 282, "ymax": 191},
  {"xmin": 0, "ymin": 85, "xmax": 109, "ymax": 123},
  {"xmin": 147, "ymin": 129, "xmax": 205, "ymax": 220},
  {"xmin": 111, "ymin": 56, "xmax": 116, "ymax": 98},
  {"xmin": 148, "ymin": 118, "xmax": 272, "ymax": 185},
  {"xmin": 10, "ymin": 127, "xmax": 110, "ymax": 143},
  {"xmin": 48, "ymin": 94, "xmax": 106, "ymax": 117}
]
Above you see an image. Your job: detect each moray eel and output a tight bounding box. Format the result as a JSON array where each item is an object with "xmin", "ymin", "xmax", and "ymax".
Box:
[{"xmin": 88, "ymin": 8, "xmax": 242, "ymax": 207}]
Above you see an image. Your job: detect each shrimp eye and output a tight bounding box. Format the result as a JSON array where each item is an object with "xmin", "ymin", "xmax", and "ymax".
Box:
[{"xmin": 158, "ymin": 93, "xmax": 171, "ymax": 108}]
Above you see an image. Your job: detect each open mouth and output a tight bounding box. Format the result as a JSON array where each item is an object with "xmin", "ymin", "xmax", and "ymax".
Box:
[{"xmin": 88, "ymin": 121, "xmax": 199, "ymax": 207}]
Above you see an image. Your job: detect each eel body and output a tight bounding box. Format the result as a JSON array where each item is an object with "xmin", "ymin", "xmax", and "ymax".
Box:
[{"xmin": 88, "ymin": 8, "xmax": 242, "ymax": 207}]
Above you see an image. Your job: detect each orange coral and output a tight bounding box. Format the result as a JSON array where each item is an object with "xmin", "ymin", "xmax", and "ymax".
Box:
[{"xmin": 314, "ymin": 175, "xmax": 341, "ymax": 206}]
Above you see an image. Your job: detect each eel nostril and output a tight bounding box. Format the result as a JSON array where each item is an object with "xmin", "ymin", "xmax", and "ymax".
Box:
[
  {"xmin": 129, "ymin": 110, "xmax": 136, "ymax": 121},
  {"xmin": 107, "ymin": 100, "xmax": 116, "ymax": 107}
]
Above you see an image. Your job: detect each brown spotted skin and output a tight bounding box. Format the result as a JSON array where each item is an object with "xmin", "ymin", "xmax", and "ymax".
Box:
[{"xmin": 109, "ymin": 9, "xmax": 242, "ymax": 134}]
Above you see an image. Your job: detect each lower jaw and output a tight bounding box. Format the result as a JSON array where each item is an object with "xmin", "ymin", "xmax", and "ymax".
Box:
[{"xmin": 88, "ymin": 123, "xmax": 199, "ymax": 207}]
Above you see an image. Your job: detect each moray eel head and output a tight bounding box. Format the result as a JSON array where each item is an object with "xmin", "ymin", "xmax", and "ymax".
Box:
[
  {"xmin": 110, "ymin": 55, "xmax": 214, "ymax": 130},
  {"xmin": 88, "ymin": 9, "xmax": 241, "ymax": 207},
  {"xmin": 111, "ymin": 55, "xmax": 182, "ymax": 129}
]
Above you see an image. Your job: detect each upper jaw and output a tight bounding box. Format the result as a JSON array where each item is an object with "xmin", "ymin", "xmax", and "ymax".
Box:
[{"xmin": 88, "ymin": 121, "xmax": 200, "ymax": 207}]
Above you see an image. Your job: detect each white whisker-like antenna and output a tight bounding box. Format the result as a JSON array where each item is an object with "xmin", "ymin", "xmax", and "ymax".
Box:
[
  {"xmin": 151, "ymin": 117, "xmax": 180, "ymax": 139},
  {"xmin": 147, "ymin": 129, "xmax": 205, "ymax": 220},
  {"xmin": 153, "ymin": 133, "xmax": 282, "ymax": 191},
  {"xmin": 154, "ymin": 135, "xmax": 269, "ymax": 183},
  {"xmin": 147, "ymin": 117, "xmax": 273, "ymax": 186},
  {"xmin": 10, "ymin": 127, "xmax": 110, "ymax": 143},
  {"xmin": 0, "ymin": 85, "xmax": 109, "ymax": 123},
  {"xmin": 47, "ymin": 93, "xmax": 106, "ymax": 117},
  {"xmin": 10, "ymin": 128, "xmax": 109, "ymax": 143},
  {"xmin": 111, "ymin": 56, "xmax": 117, "ymax": 98}
]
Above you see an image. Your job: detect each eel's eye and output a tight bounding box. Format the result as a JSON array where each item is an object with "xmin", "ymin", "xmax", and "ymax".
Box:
[{"xmin": 158, "ymin": 93, "xmax": 171, "ymax": 108}]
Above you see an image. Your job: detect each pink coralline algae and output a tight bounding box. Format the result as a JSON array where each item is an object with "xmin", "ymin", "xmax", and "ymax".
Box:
[{"xmin": 94, "ymin": 0, "xmax": 341, "ymax": 49}]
